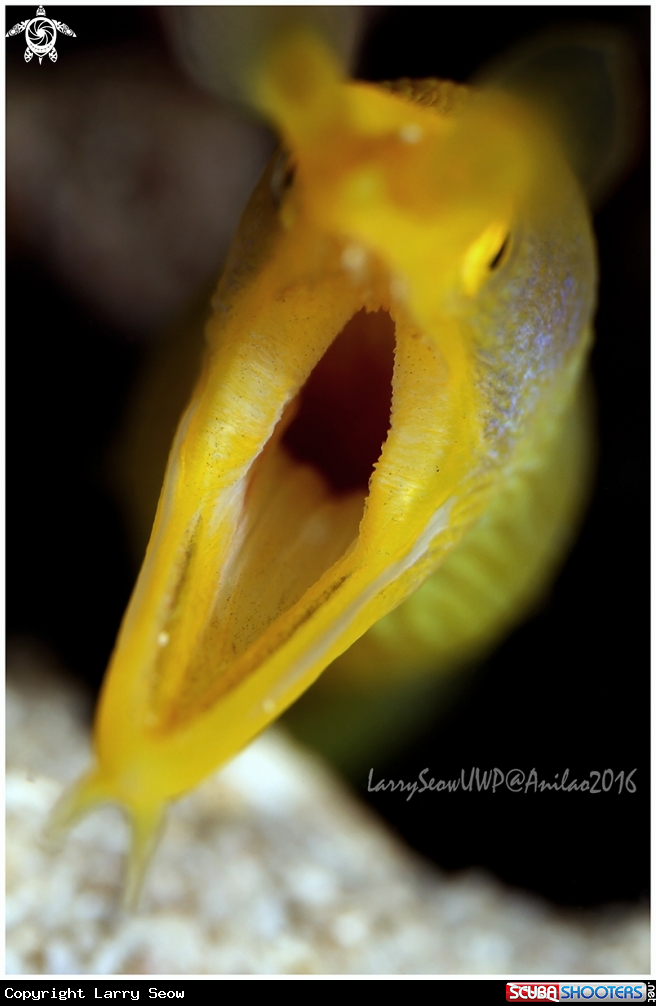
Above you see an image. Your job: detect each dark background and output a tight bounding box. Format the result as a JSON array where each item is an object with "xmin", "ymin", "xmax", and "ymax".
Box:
[{"xmin": 7, "ymin": 7, "xmax": 649, "ymax": 909}]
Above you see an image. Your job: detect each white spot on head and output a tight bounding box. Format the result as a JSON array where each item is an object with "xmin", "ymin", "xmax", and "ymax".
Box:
[
  {"xmin": 341, "ymin": 243, "xmax": 368, "ymax": 276},
  {"xmin": 157, "ymin": 631, "xmax": 169, "ymax": 647},
  {"xmin": 399, "ymin": 122, "xmax": 423, "ymax": 144},
  {"xmin": 263, "ymin": 698, "xmax": 275, "ymax": 714}
]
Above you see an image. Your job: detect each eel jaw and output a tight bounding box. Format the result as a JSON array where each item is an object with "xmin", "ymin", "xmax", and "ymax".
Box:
[{"xmin": 87, "ymin": 218, "xmax": 483, "ymax": 815}]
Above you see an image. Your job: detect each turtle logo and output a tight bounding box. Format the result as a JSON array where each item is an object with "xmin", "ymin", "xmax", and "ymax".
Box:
[{"xmin": 6, "ymin": 5, "xmax": 76, "ymax": 64}]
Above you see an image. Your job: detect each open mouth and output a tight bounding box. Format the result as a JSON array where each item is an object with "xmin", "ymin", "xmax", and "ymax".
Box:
[
  {"xmin": 282, "ymin": 308, "xmax": 396, "ymax": 495},
  {"xmin": 134, "ymin": 248, "xmax": 464, "ymax": 746},
  {"xmin": 150, "ymin": 304, "xmax": 399, "ymax": 729}
]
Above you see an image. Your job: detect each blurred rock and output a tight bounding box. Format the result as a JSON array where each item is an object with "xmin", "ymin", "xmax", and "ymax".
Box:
[{"xmin": 6, "ymin": 642, "xmax": 648, "ymax": 976}]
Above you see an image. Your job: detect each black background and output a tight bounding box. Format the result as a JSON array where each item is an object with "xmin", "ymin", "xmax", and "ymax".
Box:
[{"xmin": 7, "ymin": 7, "xmax": 650, "ymax": 910}]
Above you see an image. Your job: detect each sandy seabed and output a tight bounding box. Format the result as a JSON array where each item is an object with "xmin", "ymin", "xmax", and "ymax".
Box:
[{"xmin": 6, "ymin": 642, "xmax": 648, "ymax": 976}]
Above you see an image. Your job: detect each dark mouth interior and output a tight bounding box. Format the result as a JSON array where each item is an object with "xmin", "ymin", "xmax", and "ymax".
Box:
[
  {"xmin": 157, "ymin": 310, "xmax": 397, "ymax": 725},
  {"xmin": 282, "ymin": 309, "xmax": 396, "ymax": 494}
]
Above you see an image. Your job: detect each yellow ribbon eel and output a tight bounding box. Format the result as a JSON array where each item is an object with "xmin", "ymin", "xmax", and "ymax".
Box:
[{"xmin": 52, "ymin": 25, "xmax": 633, "ymax": 904}]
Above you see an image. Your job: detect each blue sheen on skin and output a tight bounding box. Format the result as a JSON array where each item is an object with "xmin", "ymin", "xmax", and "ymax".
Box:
[{"xmin": 472, "ymin": 218, "xmax": 594, "ymax": 457}]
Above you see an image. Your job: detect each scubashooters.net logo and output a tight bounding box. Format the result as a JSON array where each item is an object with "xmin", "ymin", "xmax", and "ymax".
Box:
[
  {"xmin": 6, "ymin": 5, "xmax": 76, "ymax": 64},
  {"xmin": 506, "ymin": 984, "xmax": 647, "ymax": 1002}
]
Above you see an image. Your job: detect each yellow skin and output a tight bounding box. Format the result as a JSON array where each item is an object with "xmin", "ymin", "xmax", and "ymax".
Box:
[{"xmin": 54, "ymin": 32, "xmax": 596, "ymax": 900}]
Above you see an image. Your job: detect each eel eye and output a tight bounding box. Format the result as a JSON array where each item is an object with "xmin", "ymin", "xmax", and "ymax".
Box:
[
  {"xmin": 462, "ymin": 221, "xmax": 512, "ymax": 295},
  {"xmin": 488, "ymin": 233, "xmax": 511, "ymax": 271},
  {"xmin": 271, "ymin": 149, "xmax": 297, "ymax": 207}
]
